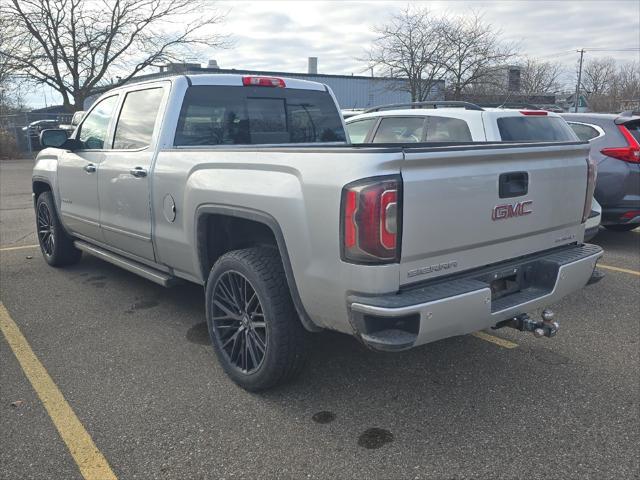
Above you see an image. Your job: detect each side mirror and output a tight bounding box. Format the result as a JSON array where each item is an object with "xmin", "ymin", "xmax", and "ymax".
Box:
[{"xmin": 40, "ymin": 129, "xmax": 69, "ymax": 148}]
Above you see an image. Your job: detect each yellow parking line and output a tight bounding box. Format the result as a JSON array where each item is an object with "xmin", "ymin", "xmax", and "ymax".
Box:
[
  {"xmin": 0, "ymin": 303, "xmax": 117, "ymax": 480},
  {"xmin": 0, "ymin": 244, "xmax": 39, "ymax": 252},
  {"xmin": 598, "ymin": 264, "xmax": 640, "ymax": 277},
  {"xmin": 472, "ymin": 331, "xmax": 518, "ymax": 349}
]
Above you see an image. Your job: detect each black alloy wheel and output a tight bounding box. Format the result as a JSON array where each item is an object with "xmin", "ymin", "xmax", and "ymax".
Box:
[
  {"xmin": 37, "ymin": 201, "xmax": 55, "ymax": 257},
  {"xmin": 210, "ymin": 270, "xmax": 268, "ymax": 374}
]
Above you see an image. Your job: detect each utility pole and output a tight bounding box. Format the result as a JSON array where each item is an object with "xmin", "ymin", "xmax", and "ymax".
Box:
[{"xmin": 574, "ymin": 48, "xmax": 585, "ymax": 113}]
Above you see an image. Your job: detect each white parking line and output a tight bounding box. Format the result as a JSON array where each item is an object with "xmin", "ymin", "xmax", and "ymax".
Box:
[{"xmin": 0, "ymin": 244, "xmax": 39, "ymax": 252}]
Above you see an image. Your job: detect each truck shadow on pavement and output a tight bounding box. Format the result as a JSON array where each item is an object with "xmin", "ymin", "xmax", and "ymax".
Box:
[
  {"xmin": 60, "ymin": 252, "xmax": 636, "ymax": 464},
  {"xmin": 591, "ymin": 227, "xmax": 639, "ymax": 252}
]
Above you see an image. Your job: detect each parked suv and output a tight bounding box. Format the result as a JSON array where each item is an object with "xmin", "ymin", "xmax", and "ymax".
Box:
[
  {"xmin": 562, "ymin": 112, "xmax": 640, "ymax": 231},
  {"xmin": 346, "ymin": 102, "xmax": 602, "ymax": 240}
]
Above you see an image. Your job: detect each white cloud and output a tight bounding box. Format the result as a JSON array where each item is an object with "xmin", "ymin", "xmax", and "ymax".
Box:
[{"xmin": 25, "ymin": 0, "xmax": 640, "ymax": 107}]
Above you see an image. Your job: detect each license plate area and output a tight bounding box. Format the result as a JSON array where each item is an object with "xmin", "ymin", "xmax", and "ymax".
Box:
[
  {"xmin": 476, "ymin": 263, "xmax": 546, "ymax": 301},
  {"xmin": 487, "ymin": 267, "xmax": 526, "ymax": 300}
]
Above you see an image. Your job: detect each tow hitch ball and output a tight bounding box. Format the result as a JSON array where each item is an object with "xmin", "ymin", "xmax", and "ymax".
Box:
[{"xmin": 494, "ymin": 309, "xmax": 559, "ymax": 338}]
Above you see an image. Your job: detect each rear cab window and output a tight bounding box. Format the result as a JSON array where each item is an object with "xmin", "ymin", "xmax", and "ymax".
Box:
[
  {"xmin": 497, "ymin": 115, "xmax": 577, "ymax": 142},
  {"xmin": 174, "ymin": 86, "xmax": 346, "ymax": 146}
]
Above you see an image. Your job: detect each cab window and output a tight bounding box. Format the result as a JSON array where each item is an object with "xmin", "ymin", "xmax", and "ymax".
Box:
[
  {"xmin": 497, "ymin": 116, "xmax": 576, "ymax": 142},
  {"xmin": 77, "ymin": 95, "xmax": 119, "ymax": 149},
  {"xmin": 113, "ymin": 88, "xmax": 164, "ymax": 150},
  {"xmin": 426, "ymin": 116, "xmax": 472, "ymax": 142},
  {"xmin": 568, "ymin": 122, "xmax": 601, "ymax": 142},
  {"xmin": 346, "ymin": 118, "xmax": 376, "ymax": 143},
  {"xmin": 174, "ymin": 86, "xmax": 346, "ymax": 145},
  {"xmin": 372, "ymin": 117, "xmax": 425, "ymax": 143}
]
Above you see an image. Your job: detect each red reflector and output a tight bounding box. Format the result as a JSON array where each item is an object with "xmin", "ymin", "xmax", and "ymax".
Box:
[
  {"xmin": 519, "ymin": 110, "xmax": 547, "ymax": 116},
  {"xmin": 622, "ymin": 210, "xmax": 640, "ymax": 219},
  {"xmin": 242, "ymin": 76, "xmax": 286, "ymax": 88},
  {"xmin": 344, "ymin": 190, "xmax": 357, "ymax": 248}
]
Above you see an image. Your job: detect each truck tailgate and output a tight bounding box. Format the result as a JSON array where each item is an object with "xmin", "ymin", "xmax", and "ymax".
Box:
[{"xmin": 400, "ymin": 142, "xmax": 590, "ymax": 285}]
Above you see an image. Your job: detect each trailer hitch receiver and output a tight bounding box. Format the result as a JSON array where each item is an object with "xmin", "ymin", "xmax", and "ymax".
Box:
[{"xmin": 493, "ymin": 309, "xmax": 559, "ymax": 338}]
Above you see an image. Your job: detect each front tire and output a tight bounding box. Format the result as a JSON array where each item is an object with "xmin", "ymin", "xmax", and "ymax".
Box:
[
  {"xmin": 205, "ymin": 247, "xmax": 310, "ymax": 391},
  {"xmin": 35, "ymin": 191, "xmax": 82, "ymax": 267}
]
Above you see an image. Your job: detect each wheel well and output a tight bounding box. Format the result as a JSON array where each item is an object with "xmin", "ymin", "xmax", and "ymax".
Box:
[
  {"xmin": 199, "ymin": 214, "xmax": 278, "ymax": 277},
  {"xmin": 33, "ymin": 181, "xmax": 51, "ymax": 198}
]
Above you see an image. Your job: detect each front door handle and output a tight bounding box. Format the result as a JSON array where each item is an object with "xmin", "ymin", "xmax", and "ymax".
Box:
[
  {"xmin": 83, "ymin": 163, "xmax": 96, "ymax": 173},
  {"xmin": 129, "ymin": 167, "xmax": 147, "ymax": 178}
]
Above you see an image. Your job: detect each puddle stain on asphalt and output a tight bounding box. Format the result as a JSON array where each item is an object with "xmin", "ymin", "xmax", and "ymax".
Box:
[
  {"xmin": 534, "ymin": 348, "xmax": 572, "ymax": 365},
  {"xmin": 85, "ymin": 275, "xmax": 106, "ymax": 283},
  {"xmin": 186, "ymin": 322, "xmax": 210, "ymax": 345},
  {"xmin": 124, "ymin": 299, "xmax": 160, "ymax": 315},
  {"xmin": 312, "ymin": 411, "xmax": 336, "ymax": 424},
  {"xmin": 358, "ymin": 428, "xmax": 394, "ymax": 449}
]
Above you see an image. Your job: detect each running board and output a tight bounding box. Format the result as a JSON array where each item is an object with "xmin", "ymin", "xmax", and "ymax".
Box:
[{"xmin": 74, "ymin": 240, "xmax": 178, "ymax": 287}]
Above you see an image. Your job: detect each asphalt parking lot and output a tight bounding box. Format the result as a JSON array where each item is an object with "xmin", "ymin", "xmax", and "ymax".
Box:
[{"xmin": 1, "ymin": 159, "xmax": 639, "ymax": 480}]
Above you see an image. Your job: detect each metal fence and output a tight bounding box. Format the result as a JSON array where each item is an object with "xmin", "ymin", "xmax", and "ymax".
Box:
[{"xmin": 0, "ymin": 112, "xmax": 73, "ymax": 155}]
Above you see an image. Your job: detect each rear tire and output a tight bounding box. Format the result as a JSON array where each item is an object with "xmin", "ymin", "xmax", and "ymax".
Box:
[
  {"xmin": 604, "ymin": 224, "xmax": 639, "ymax": 232},
  {"xmin": 205, "ymin": 247, "xmax": 310, "ymax": 391},
  {"xmin": 35, "ymin": 191, "xmax": 82, "ymax": 267}
]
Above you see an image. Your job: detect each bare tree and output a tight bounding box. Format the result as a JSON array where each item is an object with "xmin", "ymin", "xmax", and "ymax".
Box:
[
  {"xmin": 0, "ymin": 13, "xmax": 26, "ymax": 114},
  {"xmin": 519, "ymin": 57, "xmax": 565, "ymax": 100},
  {"xmin": 1, "ymin": 0, "xmax": 228, "ymax": 111},
  {"xmin": 441, "ymin": 13, "xmax": 518, "ymax": 100},
  {"xmin": 365, "ymin": 6, "xmax": 450, "ymax": 102},
  {"xmin": 613, "ymin": 61, "xmax": 640, "ymax": 110},
  {"xmin": 582, "ymin": 57, "xmax": 617, "ymax": 95}
]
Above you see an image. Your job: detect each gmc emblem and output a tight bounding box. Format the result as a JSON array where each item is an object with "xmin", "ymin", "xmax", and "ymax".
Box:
[{"xmin": 492, "ymin": 200, "xmax": 532, "ymax": 221}]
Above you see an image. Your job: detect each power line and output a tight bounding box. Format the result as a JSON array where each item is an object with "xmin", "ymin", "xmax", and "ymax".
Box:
[{"xmin": 580, "ymin": 48, "xmax": 640, "ymax": 52}]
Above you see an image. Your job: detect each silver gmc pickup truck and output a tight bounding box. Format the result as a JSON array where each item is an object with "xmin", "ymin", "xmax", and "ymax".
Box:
[{"xmin": 33, "ymin": 74, "xmax": 603, "ymax": 390}]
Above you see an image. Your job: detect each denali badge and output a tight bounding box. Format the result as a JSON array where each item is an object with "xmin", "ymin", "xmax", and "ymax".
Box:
[{"xmin": 492, "ymin": 200, "xmax": 532, "ymax": 221}]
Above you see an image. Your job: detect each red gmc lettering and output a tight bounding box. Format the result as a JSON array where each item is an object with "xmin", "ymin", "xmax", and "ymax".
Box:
[{"xmin": 492, "ymin": 201, "xmax": 533, "ymax": 221}]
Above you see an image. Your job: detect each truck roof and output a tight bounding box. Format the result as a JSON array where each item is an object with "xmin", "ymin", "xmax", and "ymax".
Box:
[{"xmin": 114, "ymin": 73, "xmax": 328, "ymax": 92}]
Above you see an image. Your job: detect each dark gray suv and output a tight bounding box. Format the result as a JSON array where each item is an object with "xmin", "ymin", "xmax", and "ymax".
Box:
[{"xmin": 563, "ymin": 112, "xmax": 640, "ymax": 231}]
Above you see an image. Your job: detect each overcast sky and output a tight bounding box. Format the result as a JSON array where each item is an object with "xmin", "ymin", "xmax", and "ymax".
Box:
[
  {"xmin": 211, "ymin": 0, "xmax": 640, "ymax": 74},
  {"xmin": 28, "ymin": 0, "xmax": 640, "ymax": 108}
]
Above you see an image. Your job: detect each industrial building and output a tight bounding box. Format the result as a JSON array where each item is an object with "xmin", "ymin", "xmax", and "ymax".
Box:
[{"xmin": 85, "ymin": 57, "xmax": 445, "ymax": 109}]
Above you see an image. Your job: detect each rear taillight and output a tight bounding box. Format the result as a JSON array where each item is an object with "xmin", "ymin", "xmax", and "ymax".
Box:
[
  {"xmin": 582, "ymin": 155, "xmax": 597, "ymax": 223},
  {"xmin": 600, "ymin": 125, "xmax": 640, "ymax": 163},
  {"xmin": 341, "ymin": 175, "xmax": 401, "ymax": 263},
  {"xmin": 242, "ymin": 76, "xmax": 286, "ymax": 88}
]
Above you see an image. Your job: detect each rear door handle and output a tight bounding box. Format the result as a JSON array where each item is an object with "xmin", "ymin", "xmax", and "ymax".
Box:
[
  {"xmin": 83, "ymin": 163, "xmax": 96, "ymax": 173},
  {"xmin": 129, "ymin": 167, "xmax": 147, "ymax": 178}
]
